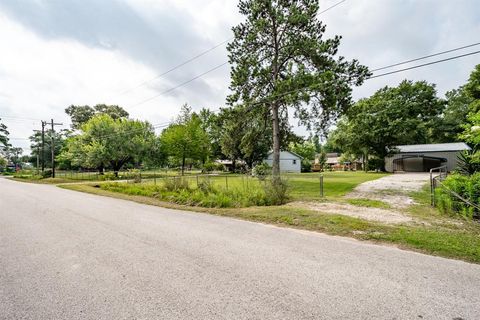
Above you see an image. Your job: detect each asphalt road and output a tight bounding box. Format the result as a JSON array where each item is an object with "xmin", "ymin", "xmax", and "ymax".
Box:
[{"xmin": 1, "ymin": 177, "xmax": 480, "ymax": 319}]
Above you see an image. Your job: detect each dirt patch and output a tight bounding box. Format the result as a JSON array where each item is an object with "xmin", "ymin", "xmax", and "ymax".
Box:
[
  {"xmin": 290, "ymin": 201, "xmax": 412, "ymax": 224},
  {"xmin": 346, "ymin": 173, "xmax": 430, "ymax": 209}
]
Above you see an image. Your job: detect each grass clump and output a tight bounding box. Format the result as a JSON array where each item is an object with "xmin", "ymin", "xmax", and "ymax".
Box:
[{"xmin": 346, "ymin": 198, "xmax": 391, "ymax": 209}]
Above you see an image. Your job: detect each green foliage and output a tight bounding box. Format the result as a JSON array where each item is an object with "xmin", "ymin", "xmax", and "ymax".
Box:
[
  {"xmin": 227, "ymin": 0, "xmax": 369, "ymax": 176},
  {"xmin": 430, "ymin": 88, "xmax": 471, "ymax": 143},
  {"xmin": 60, "ymin": 114, "xmax": 155, "ymax": 173},
  {"xmin": 263, "ymin": 177, "xmax": 290, "ymax": 205},
  {"xmin": 66, "ymin": 104, "xmax": 129, "ymax": 130},
  {"xmin": 457, "ymin": 151, "xmax": 480, "ymax": 175},
  {"xmin": 436, "ymin": 173, "xmax": 480, "ymax": 219},
  {"xmin": 289, "ymin": 139, "xmax": 316, "ymax": 172},
  {"xmin": 42, "ymin": 169, "xmax": 53, "ymax": 178},
  {"xmin": 346, "ymin": 198, "xmax": 391, "ymax": 209},
  {"xmin": 330, "ymin": 80, "xmax": 445, "ymax": 170},
  {"xmin": 0, "ymin": 117, "xmax": 9, "ymax": 149},
  {"xmin": 163, "ymin": 177, "xmax": 191, "ymax": 192},
  {"xmin": 0, "ymin": 156, "xmax": 6, "ymax": 168},
  {"xmin": 160, "ymin": 105, "xmax": 210, "ymax": 175},
  {"xmin": 252, "ymin": 162, "xmax": 271, "ymax": 180}
]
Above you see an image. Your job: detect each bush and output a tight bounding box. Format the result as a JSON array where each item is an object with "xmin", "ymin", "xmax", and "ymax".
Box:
[
  {"xmin": 252, "ymin": 162, "xmax": 271, "ymax": 180},
  {"xmin": 301, "ymin": 159, "xmax": 312, "ymax": 173},
  {"xmin": 202, "ymin": 162, "xmax": 217, "ymax": 173},
  {"xmin": 436, "ymin": 173, "xmax": 480, "ymax": 219},
  {"xmin": 163, "ymin": 177, "xmax": 191, "ymax": 191},
  {"xmin": 197, "ymin": 177, "xmax": 215, "ymax": 194},
  {"xmin": 42, "ymin": 169, "xmax": 53, "ymax": 178},
  {"xmin": 263, "ymin": 177, "xmax": 290, "ymax": 205}
]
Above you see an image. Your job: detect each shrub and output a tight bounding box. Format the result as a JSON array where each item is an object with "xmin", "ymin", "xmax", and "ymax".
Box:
[
  {"xmin": 163, "ymin": 176, "xmax": 191, "ymax": 191},
  {"xmin": 197, "ymin": 177, "xmax": 215, "ymax": 194},
  {"xmin": 301, "ymin": 159, "xmax": 312, "ymax": 173},
  {"xmin": 202, "ymin": 162, "xmax": 217, "ymax": 173},
  {"xmin": 252, "ymin": 162, "xmax": 271, "ymax": 181},
  {"xmin": 436, "ymin": 173, "xmax": 480, "ymax": 219},
  {"xmin": 42, "ymin": 169, "xmax": 53, "ymax": 178},
  {"xmin": 263, "ymin": 177, "xmax": 290, "ymax": 205}
]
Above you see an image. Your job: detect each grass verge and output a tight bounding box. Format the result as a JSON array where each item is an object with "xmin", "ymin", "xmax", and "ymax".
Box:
[{"xmin": 61, "ymin": 183, "xmax": 480, "ymax": 264}]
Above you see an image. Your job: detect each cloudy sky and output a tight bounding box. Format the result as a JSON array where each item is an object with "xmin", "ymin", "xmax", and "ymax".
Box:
[{"xmin": 0, "ymin": 0, "xmax": 479, "ymax": 153}]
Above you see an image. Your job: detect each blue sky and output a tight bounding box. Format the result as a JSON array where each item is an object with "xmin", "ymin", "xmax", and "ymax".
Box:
[{"xmin": 0, "ymin": 0, "xmax": 479, "ymax": 153}]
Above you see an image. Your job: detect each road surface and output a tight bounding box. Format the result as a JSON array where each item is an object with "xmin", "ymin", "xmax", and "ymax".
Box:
[{"xmin": 1, "ymin": 177, "xmax": 479, "ymax": 319}]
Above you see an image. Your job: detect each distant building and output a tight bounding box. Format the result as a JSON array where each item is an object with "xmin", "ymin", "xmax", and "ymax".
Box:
[
  {"xmin": 385, "ymin": 142, "xmax": 471, "ymax": 172},
  {"xmin": 264, "ymin": 151, "xmax": 302, "ymax": 173}
]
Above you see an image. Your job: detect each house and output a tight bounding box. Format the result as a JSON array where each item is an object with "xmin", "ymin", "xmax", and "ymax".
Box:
[
  {"xmin": 264, "ymin": 150, "xmax": 302, "ymax": 173},
  {"xmin": 325, "ymin": 153, "xmax": 341, "ymax": 170},
  {"xmin": 385, "ymin": 142, "xmax": 471, "ymax": 172}
]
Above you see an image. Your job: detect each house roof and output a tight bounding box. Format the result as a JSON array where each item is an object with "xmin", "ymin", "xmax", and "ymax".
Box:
[
  {"xmin": 266, "ymin": 150, "xmax": 303, "ymax": 159},
  {"xmin": 394, "ymin": 142, "xmax": 471, "ymax": 153}
]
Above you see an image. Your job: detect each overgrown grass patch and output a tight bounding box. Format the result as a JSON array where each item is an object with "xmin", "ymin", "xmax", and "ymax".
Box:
[
  {"xmin": 99, "ymin": 181, "xmax": 270, "ymax": 208},
  {"xmin": 345, "ymin": 198, "xmax": 391, "ymax": 209}
]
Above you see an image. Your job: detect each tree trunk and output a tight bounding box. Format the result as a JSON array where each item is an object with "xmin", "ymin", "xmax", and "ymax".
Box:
[
  {"xmin": 271, "ymin": 102, "xmax": 281, "ymax": 181},
  {"xmin": 98, "ymin": 164, "xmax": 104, "ymax": 175},
  {"xmin": 181, "ymin": 155, "xmax": 185, "ymax": 176}
]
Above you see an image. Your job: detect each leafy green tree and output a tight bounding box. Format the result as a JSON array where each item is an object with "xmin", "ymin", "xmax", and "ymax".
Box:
[
  {"xmin": 0, "ymin": 155, "xmax": 7, "ymax": 169},
  {"xmin": 61, "ymin": 114, "xmax": 154, "ymax": 175},
  {"xmin": 430, "ymin": 87, "xmax": 471, "ymax": 143},
  {"xmin": 289, "ymin": 140, "xmax": 316, "ymax": 172},
  {"xmin": 66, "ymin": 104, "xmax": 129, "ymax": 130},
  {"xmin": 460, "ymin": 64, "xmax": 480, "ymax": 166},
  {"xmin": 160, "ymin": 106, "xmax": 210, "ymax": 175},
  {"xmin": 227, "ymin": 0, "xmax": 369, "ymax": 178},
  {"xmin": 218, "ymin": 105, "xmax": 298, "ymax": 170},
  {"xmin": 0, "ymin": 118, "xmax": 9, "ymax": 148},
  {"xmin": 330, "ymin": 80, "xmax": 445, "ymax": 171}
]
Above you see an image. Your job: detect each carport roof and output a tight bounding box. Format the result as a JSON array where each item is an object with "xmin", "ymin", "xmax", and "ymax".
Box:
[{"xmin": 394, "ymin": 142, "xmax": 471, "ymax": 153}]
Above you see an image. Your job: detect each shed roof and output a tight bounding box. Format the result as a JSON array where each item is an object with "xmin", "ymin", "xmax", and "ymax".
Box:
[{"xmin": 394, "ymin": 142, "xmax": 471, "ymax": 153}]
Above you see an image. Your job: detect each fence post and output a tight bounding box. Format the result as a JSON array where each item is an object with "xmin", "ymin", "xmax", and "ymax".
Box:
[
  {"xmin": 320, "ymin": 175, "xmax": 324, "ymax": 197},
  {"xmin": 196, "ymin": 175, "xmax": 199, "ymax": 187},
  {"xmin": 432, "ymin": 178, "xmax": 436, "ymax": 207},
  {"xmin": 225, "ymin": 175, "xmax": 228, "ymax": 190}
]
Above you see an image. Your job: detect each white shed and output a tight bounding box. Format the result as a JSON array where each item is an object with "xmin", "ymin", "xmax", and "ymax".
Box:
[
  {"xmin": 264, "ymin": 150, "xmax": 302, "ymax": 173},
  {"xmin": 385, "ymin": 142, "xmax": 471, "ymax": 172}
]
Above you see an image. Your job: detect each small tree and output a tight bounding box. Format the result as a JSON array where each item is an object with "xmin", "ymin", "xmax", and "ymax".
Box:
[{"xmin": 160, "ymin": 106, "xmax": 210, "ymax": 175}]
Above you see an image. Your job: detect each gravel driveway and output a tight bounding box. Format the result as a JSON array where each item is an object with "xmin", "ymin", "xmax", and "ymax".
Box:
[
  {"xmin": 296, "ymin": 173, "xmax": 431, "ymax": 224},
  {"xmin": 346, "ymin": 172, "xmax": 431, "ymax": 208}
]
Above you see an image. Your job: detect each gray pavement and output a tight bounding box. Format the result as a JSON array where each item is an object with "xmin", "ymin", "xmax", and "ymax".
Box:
[{"xmin": 1, "ymin": 176, "xmax": 479, "ymax": 319}]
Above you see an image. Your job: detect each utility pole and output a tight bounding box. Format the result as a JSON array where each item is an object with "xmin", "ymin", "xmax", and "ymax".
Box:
[
  {"xmin": 33, "ymin": 129, "xmax": 41, "ymax": 175},
  {"xmin": 50, "ymin": 119, "xmax": 63, "ymax": 178},
  {"xmin": 41, "ymin": 121, "xmax": 46, "ymax": 173}
]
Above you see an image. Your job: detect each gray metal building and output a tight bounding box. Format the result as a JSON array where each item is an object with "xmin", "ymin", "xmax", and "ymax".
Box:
[{"xmin": 385, "ymin": 142, "xmax": 471, "ymax": 172}]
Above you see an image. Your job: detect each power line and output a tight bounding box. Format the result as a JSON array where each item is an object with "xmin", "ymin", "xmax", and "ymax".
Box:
[
  {"xmin": 112, "ymin": 0, "xmax": 348, "ymax": 103},
  {"xmin": 0, "ymin": 115, "xmax": 42, "ymax": 122},
  {"xmin": 318, "ymin": 0, "xmax": 347, "ymax": 14},
  {"xmin": 114, "ymin": 39, "xmax": 231, "ymax": 98},
  {"xmin": 371, "ymin": 41, "xmax": 480, "ymax": 72},
  {"xmin": 369, "ymin": 50, "xmax": 480, "ymax": 79},
  {"xmin": 128, "ymin": 62, "xmax": 228, "ymax": 109}
]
